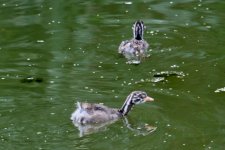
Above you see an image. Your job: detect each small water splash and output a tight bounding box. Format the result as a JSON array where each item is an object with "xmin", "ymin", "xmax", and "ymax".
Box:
[
  {"xmin": 151, "ymin": 71, "xmax": 185, "ymax": 83},
  {"xmin": 214, "ymin": 87, "xmax": 225, "ymax": 93},
  {"xmin": 124, "ymin": 2, "xmax": 132, "ymax": 5},
  {"xmin": 151, "ymin": 77, "xmax": 165, "ymax": 83},
  {"xmin": 20, "ymin": 76, "xmax": 44, "ymax": 83},
  {"xmin": 153, "ymin": 71, "xmax": 185, "ymax": 78},
  {"xmin": 37, "ymin": 40, "xmax": 45, "ymax": 43},
  {"xmin": 126, "ymin": 60, "xmax": 141, "ymax": 65}
]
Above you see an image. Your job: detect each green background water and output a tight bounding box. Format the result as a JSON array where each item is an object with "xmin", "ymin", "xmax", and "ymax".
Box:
[{"xmin": 0, "ymin": 0, "xmax": 224, "ymax": 149}]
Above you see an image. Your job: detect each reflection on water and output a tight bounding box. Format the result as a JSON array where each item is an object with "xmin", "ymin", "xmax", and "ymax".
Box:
[
  {"xmin": 123, "ymin": 117, "xmax": 157, "ymax": 136},
  {"xmin": 72, "ymin": 116, "xmax": 156, "ymax": 137},
  {"xmin": 72, "ymin": 119, "xmax": 116, "ymax": 137},
  {"xmin": 0, "ymin": 0, "xmax": 225, "ymax": 149}
]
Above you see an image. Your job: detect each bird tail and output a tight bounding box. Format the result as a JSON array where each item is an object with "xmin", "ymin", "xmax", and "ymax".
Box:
[{"xmin": 76, "ymin": 102, "xmax": 81, "ymax": 109}]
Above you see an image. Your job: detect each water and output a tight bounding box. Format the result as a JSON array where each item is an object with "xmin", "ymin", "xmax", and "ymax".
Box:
[{"xmin": 0, "ymin": 0, "xmax": 224, "ymax": 149}]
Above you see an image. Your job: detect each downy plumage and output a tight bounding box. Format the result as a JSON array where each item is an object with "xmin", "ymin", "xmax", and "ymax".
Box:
[
  {"xmin": 71, "ymin": 91, "xmax": 154, "ymax": 124},
  {"xmin": 118, "ymin": 20, "xmax": 149, "ymax": 64}
]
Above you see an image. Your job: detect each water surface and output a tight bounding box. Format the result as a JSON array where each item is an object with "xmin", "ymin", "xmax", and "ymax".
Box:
[{"xmin": 0, "ymin": 0, "xmax": 224, "ymax": 149}]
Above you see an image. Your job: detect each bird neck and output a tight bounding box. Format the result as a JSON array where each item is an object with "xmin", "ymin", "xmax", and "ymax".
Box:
[
  {"xmin": 135, "ymin": 34, "xmax": 142, "ymax": 40},
  {"xmin": 118, "ymin": 94, "xmax": 134, "ymax": 116}
]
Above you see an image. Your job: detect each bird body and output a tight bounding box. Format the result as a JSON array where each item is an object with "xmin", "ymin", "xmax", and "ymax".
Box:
[
  {"xmin": 71, "ymin": 102, "xmax": 121, "ymax": 124},
  {"xmin": 71, "ymin": 91, "xmax": 154, "ymax": 125}
]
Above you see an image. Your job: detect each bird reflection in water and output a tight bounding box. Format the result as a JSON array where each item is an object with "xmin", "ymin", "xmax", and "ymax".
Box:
[{"xmin": 72, "ymin": 117, "xmax": 156, "ymax": 137}]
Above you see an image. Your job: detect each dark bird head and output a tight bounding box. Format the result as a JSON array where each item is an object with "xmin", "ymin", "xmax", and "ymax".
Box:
[
  {"xmin": 132, "ymin": 20, "xmax": 145, "ymax": 40},
  {"xmin": 119, "ymin": 91, "xmax": 154, "ymax": 116}
]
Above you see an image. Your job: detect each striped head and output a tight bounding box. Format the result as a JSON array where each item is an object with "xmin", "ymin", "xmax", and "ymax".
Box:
[
  {"xmin": 132, "ymin": 20, "xmax": 145, "ymax": 40},
  {"xmin": 119, "ymin": 91, "xmax": 154, "ymax": 116}
]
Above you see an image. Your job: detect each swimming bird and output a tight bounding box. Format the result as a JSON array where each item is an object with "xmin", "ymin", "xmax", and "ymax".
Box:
[
  {"xmin": 70, "ymin": 91, "xmax": 154, "ymax": 125},
  {"xmin": 118, "ymin": 20, "xmax": 149, "ymax": 64}
]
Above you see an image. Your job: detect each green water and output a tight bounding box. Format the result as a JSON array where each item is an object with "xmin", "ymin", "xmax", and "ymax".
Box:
[{"xmin": 0, "ymin": 0, "xmax": 224, "ymax": 149}]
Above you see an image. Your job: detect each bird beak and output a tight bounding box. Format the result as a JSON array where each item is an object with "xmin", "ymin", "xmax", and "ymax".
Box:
[{"xmin": 144, "ymin": 96, "xmax": 154, "ymax": 102}]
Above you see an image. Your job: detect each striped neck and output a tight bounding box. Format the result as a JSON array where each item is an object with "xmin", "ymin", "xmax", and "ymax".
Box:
[
  {"xmin": 118, "ymin": 93, "xmax": 135, "ymax": 116},
  {"xmin": 133, "ymin": 20, "xmax": 144, "ymax": 40}
]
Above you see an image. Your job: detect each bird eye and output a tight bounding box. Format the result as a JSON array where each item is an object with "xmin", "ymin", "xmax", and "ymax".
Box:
[
  {"xmin": 133, "ymin": 98, "xmax": 141, "ymax": 103},
  {"xmin": 142, "ymin": 94, "xmax": 147, "ymax": 98}
]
